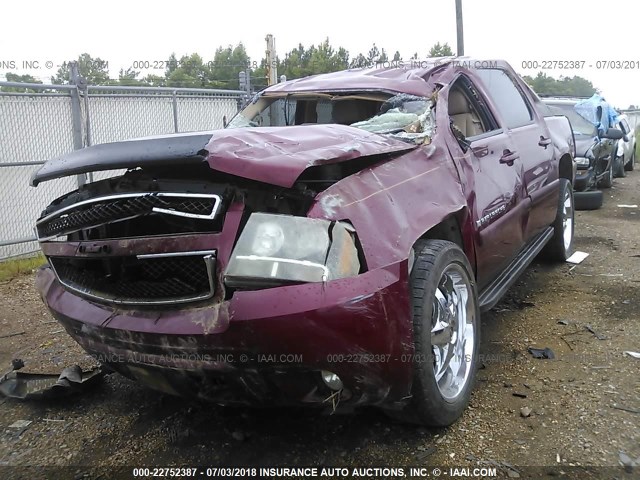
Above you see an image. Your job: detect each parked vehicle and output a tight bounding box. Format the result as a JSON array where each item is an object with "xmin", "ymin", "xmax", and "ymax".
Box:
[
  {"xmin": 31, "ymin": 59, "xmax": 575, "ymax": 426},
  {"xmin": 543, "ymin": 97, "xmax": 623, "ymax": 210},
  {"xmin": 613, "ymin": 114, "xmax": 636, "ymax": 177}
]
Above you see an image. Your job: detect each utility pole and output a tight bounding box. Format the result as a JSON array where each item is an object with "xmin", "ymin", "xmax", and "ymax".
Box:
[
  {"xmin": 455, "ymin": 0, "xmax": 464, "ymax": 56},
  {"xmin": 265, "ymin": 34, "xmax": 277, "ymax": 86}
]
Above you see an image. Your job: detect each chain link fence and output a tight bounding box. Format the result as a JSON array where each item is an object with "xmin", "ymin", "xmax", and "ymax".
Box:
[{"xmin": 0, "ymin": 81, "xmax": 245, "ymax": 260}]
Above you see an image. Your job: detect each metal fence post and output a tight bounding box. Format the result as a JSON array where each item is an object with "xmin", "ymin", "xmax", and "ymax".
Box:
[
  {"xmin": 69, "ymin": 62, "xmax": 86, "ymax": 187},
  {"xmin": 172, "ymin": 90, "xmax": 179, "ymax": 133}
]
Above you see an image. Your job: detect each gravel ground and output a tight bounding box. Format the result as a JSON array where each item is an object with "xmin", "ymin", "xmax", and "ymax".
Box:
[{"xmin": 1, "ymin": 173, "xmax": 639, "ymax": 479}]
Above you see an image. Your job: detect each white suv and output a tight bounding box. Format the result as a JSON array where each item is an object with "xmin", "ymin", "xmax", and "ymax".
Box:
[{"xmin": 613, "ymin": 114, "xmax": 636, "ymax": 177}]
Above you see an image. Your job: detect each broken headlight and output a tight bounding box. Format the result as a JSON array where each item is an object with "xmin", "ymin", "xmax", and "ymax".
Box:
[
  {"xmin": 224, "ymin": 213, "xmax": 360, "ymax": 289},
  {"xmin": 575, "ymin": 156, "xmax": 590, "ymax": 167}
]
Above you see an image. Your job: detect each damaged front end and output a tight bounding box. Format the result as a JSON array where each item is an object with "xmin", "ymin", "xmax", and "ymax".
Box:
[{"xmin": 31, "ymin": 113, "xmax": 423, "ymax": 410}]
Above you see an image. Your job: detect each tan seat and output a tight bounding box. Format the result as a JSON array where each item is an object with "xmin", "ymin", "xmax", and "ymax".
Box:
[{"xmin": 448, "ymin": 90, "xmax": 483, "ymax": 137}]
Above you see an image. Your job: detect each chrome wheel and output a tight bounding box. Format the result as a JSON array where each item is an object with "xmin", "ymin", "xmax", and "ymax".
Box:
[
  {"xmin": 431, "ymin": 265, "xmax": 476, "ymax": 401},
  {"xmin": 562, "ymin": 188, "xmax": 573, "ymax": 251}
]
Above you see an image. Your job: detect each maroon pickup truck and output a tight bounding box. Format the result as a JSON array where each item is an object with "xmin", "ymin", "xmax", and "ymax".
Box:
[{"xmin": 31, "ymin": 59, "xmax": 575, "ymax": 426}]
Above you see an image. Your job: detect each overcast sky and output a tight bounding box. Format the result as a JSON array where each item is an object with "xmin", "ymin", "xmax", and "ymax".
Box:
[{"xmin": 2, "ymin": 0, "xmax": 639, "ymax": 108}]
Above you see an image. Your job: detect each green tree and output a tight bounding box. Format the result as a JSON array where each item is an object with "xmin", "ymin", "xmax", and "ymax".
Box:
[
  {"xmin": 523, "ymin": 72, "xmax": 597, "ymax": 97},
  {"xmin": 279, "ymin": 39, "xmax": 350, "ymax": 79},
  {"xmin": 208, "ymin": 44, "xmax": 252, "ymax": 89},
  {"xmin": 117, "ymin": 67, "xmax": 144, "ymax": 86},
  {"xmin": 366, "ymin": 43, "xmax": 380, "ymax": 65},
  {"xmin": 349, "ymin": 53, "xmax": 368, "ymax": 69},
  {"xmin": 52, "ymin": 53, "xmax": 110, "ymax": 84},
  {"xmin": 428, "ymin": 42, "xmax": 454, "ymax": 57},
  {"xmin": 1, "ymin": 73, "xmax": 43, "ymax": 92}
]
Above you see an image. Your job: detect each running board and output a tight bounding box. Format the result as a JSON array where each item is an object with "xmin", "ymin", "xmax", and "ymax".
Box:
[{"xmin": 478, "ymin": 227, "xmax": 554, "ymax": 312}]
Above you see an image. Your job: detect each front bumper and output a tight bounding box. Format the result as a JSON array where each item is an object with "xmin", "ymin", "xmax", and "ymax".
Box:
[
  {"xmin": 574, "ymin": 168, "xmax": 593, "ymax": 191},
  {"xmin": 36, "ymin": 262, "xmax": 414, "ymax": 409}
]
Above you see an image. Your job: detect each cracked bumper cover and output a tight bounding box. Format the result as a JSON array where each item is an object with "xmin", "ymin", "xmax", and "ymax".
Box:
[{"xmin": 36, "ymin": 262, "xmax": 414, "ymax": 408}]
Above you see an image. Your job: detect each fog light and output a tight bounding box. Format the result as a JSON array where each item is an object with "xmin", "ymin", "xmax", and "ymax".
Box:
[{"xmin": 321, "ymin": 370, "xmax": 343, "ymax": 391}]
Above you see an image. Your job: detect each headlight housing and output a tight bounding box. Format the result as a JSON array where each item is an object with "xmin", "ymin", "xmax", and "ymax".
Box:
[
  {"xmin": 575, "ymin": 156, "xmax": 590, "ymax": 167},
  {"xmin": 224, "ymin": 213, "xmax": 361, "ymax": 289}
]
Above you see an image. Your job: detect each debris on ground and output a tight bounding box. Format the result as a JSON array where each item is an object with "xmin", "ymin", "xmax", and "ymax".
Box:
[
  {"xmin": 512, "ymin": 393, "xmax": 527, "ymax": 399},
  {"xmin": 623, "ymin": 351, "xmax": 640, "ymax": 359},
  {"xmin": 619, "ymin": 452, "xmax": 638, "ymax": 473},
  {"xmin": 8, "ymin": 420, "xmax": 32, "ymax": 429},
  {"xmin": 585, "ymin": 324, "xmax": 608, "ymax": 340},
  {"xmin": 527, "ymin": 347, "xmax": 555, "ymax": 360},
  {"xmin": 617, "ymin": 204, "xmax": 638, "ymax": 208},
  {"xmin": 415, "ymin": 445, "xmax": 436, "ymax": 460},
  {"xmin": 557, "ymin": 320, "xmax": 570, "ymax": 325},
  {"xmin": 520, "ymin": 407, "xmax": 532, "ymax": 418},
  {"xmin": 611, "ymin": 404, "xmax": 640, "ymax": 414},
  {"xmin": 0, "ymin": 331, "xmax": 25, "ymax": 339},
  {"xmin": 11, "ymin": 359, "xmax": 24, "ymax": 371},
  {"xmin": 0, "ymin": 365, "xmax": 104, "ymax": 400},
  {"xmin": 566, "ymin": 251, "xmax": 589, "ymax": 264}
]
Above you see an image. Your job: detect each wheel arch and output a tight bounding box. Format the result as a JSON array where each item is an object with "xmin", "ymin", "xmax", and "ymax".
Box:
[
  {"xmin": 413, "ymin": 208, "xmax": 477, "ymax": 277},
  {"xmin": 558, "ymin": 153, "xmax": 575, "ymax": 185}
]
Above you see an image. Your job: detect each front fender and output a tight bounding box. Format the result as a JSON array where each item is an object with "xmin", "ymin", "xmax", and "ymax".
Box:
[{"xmin": 307, "ymin": 145, "xmax": 468, "ymax": 271}]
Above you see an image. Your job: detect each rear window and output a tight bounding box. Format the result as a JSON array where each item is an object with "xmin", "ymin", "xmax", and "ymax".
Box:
[{"xmin": 547, "ymin": 103, "xmax": 597, "ymax": 136}]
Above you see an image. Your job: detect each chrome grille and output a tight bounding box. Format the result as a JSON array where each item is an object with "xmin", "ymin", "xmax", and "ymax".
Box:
[
  {"xmin": 49, "ymin": 251, "xmax": 216, "ymax": 305},
  {"xmin": 37, "ymin": 192, "xmax": 222, "ymax": 240}
]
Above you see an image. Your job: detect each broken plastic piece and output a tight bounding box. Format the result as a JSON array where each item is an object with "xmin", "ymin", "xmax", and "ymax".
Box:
[
  {"xmin": 617, "ymin": 204, "xmax": 638, "ymax": 208},
  {"xmin": 0, "ymin": 365, "xmax": 104, "ymax": 400},
  {"xmin": 527, "ymin": 347, "xmax": 555, "ymax": 360},
  {"xmin": 9, "ymin": 420, "xmax": 32, "ymax": 429},
  {"xmin": 566, "ymin": 251, "xmax": 589, "ymax": 264},
  {"xmin": 11, "ymin": 359, "xmax": 25, "ymax": 371},
  {"xmin": 623, "ymin": 351, "xmax": 640, "ymax": 359},
  {"xmin": 585, "ymin": 325, "xmax": 608, "ymax": 340}
]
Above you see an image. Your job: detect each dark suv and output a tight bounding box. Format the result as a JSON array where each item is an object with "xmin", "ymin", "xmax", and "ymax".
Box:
[{"xmin": 543, "ymin": 97, "xmax": 623, "ymax": 209}]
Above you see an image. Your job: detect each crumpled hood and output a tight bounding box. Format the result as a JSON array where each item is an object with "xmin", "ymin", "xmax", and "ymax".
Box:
[
  {"xmin": 31, "ymin": 131, "xmax": 214, "ymax": 187},
  {"xmin": 205, "ymin": 124, "xmax": 418, "ymax": 187},
  {"xmin": 31, "ymin": 125, "xmax": 417, "ymax": 188},
  {"xmin": 574, "ymin": 134, "xmax": 597, "ymax": 157}
]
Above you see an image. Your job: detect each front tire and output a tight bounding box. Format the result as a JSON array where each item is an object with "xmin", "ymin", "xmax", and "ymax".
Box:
[
  {"xmin": 541, "ymin": 179, "xmax": 574, "ymax": 261},
  {"xmin": 625, "ymin": 150, "xmax": 635, "ymax": 171},
  {"xmin": 394, "ymin": 240, "xmax": 480, "ymax": 427},
  {"xmin": 598, "ymin": 162, "xmax": 613, "ymax": 188}
]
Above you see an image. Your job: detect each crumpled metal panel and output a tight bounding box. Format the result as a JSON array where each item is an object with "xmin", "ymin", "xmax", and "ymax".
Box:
[
  {"xmin": 203, "ymin": 124, "xmax": 417, "ymax": 188},
  {"xmin": 264, "ymin": 65, "xmax": 440, "ymax": 98},
  {"xmin": 307, "ymin": 142, "xmax": 469, "ymax": 270},
  {"xmin": 31, "ymin": 131, "xmax": 213, "ymax": 186}
]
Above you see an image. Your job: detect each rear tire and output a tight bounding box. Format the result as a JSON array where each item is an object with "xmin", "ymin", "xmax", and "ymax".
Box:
[
  {"xmin": 390, "ymin": 240, "xmax": 480, "ymax": 427},
  {"xmin": 613, "ymin": 155, "xmax": 626, "ymax": 178},
  {"xmin": 574, "ymin": 190, "xmax": 603, "ymax": 210},
  {"xmin": 541, "ymin": 179, "xmax": 574, "ymax": 262},
  {"xmin": 625, "ymin": 150, "xmax": 635, "ymax": 171}
]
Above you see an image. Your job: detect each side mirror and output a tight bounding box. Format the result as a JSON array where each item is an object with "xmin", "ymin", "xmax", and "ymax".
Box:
[
  {"xmin": 222, "ymin": 115, "xmax": 228, "ymax": 128},
  {"xmin": 623, "ymin": 134, "xmax": 630, "ymax": 142},
  {"xmin": 601, "ymin": 128, "xmax": 624, "ymax": 140}
]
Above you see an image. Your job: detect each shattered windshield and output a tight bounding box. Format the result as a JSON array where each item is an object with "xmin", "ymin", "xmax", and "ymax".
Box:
[{"xmin": 227, "ymin": 93, "xmax": 433, "ymax": 144}]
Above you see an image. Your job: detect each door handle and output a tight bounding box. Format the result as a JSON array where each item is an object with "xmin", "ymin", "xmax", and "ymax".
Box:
[
  {"xmin": 538, "ymin": 136, "xmax": 552, "ymax": 148},
  {"xmin": 500, "ymin": 149, "xmax": 519, "ymax": 166},
  {"xmin": 471, "ymin": 145, "xmax": 489, "ymax": 158}
]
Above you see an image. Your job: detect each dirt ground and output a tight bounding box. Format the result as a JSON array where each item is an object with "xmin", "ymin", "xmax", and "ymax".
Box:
[{"xmin": 1, "ymin": 173, "xmax": 639, "ymax": 479}]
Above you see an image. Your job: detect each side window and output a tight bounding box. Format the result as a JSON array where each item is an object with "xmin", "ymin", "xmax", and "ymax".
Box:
[
  {"xmin": 475, "ymin": 69, "xmax": 533, "ymax": 129},
  {"xmin": 621, "ymin": 119, "xmax": 630, "ymax": 135},
  {"xmin": 448, "ymin": 77, "xmax": 500, "ymax": 140}
]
